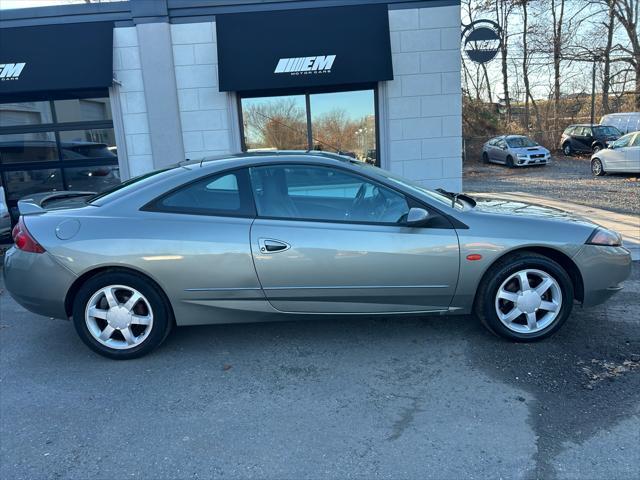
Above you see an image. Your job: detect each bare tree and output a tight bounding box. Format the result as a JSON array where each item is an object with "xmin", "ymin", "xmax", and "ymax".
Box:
[{"xmin": 610, "ymin": 0, "xmax": 639, "ymax": 109}]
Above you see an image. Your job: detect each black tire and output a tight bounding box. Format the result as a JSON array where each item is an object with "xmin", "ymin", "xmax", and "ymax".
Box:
[
  {"xmin": 474, "ymin": 252, "xmax": 574, "ymax": 342},
  {"xmin": 72, "ymin": 270, "xmax": 173, "ymax": 359},
  {"xmin": 562, "ymin": 142, "xmax": 572, "ymax": 156},
  {"xmin": 506, "ymin": 155, "xmax": 515, "ymax": 168},
  {"xmin": 592, "ymin": 144, "xmax": 602, "ymax": 153},
  {"xmin": 591, "ymin": 158, "xmax": 605, "ymax": 176},
  {"xmin": 482, "ymin": 152, "xmax": 489, "ymax": 164}
]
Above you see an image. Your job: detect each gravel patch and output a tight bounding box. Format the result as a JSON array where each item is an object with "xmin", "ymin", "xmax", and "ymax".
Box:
[{"xmin": 463, "ymin": 155, "xmax": 640, "ymax": 216}]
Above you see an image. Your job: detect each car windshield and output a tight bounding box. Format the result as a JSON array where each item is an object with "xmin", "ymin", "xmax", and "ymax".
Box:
[
  {"xmin": 594, "ymin": 126, "xmax": 621, "ymax": 136},
  {"xmin": 506, "ymin": 137, "xmax": 538, "ymax": 148},
  {"xmin": 350, "ymin": 162, "xmax": 466, "ymax": 210},
  {"xmin": 87, "ymin": 166, "xmax": 176, "ymax": 204}
]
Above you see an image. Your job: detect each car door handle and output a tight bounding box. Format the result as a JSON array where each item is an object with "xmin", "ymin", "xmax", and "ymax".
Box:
[{"xmin": 258, "ymin": 238, "xmax": 290, "ymax": 254}]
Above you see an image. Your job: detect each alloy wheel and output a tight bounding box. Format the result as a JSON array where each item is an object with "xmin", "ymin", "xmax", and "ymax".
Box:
[
  {"xmin": 494, "ymin": 269, "xmax": 562, "ymax": 334},
  {"xmin": 85, "ymin": 285, "xmax": 154, "ymax": 350},
  {"xmin": 592, "ymin": 159, "xmax": 603, "ymax": 176},
  {"xmin": 563, "ymin": 144, "xmax": 571, "ymax": 156}
]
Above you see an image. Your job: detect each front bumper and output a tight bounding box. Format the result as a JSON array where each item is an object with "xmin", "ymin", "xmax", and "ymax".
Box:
[
  {"xmin": 573, "ymin": 245, "xmax": 632, "ymax": 307},
  {"xmin": 3, "ymin": 246, "xmax": 76, "ymax": 319},
  {"xmin": 515, "ymin": 156, "xmax": 550, "ymax": 166}
]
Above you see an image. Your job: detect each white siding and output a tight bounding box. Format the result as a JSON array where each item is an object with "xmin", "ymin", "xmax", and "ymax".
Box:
[
  {"xmin": 113, "ymin": 27, "xmax": 152, "ymax": 177},
  {"xmin": 170, "ymin": 21, "xmax": 236, "ymax": 160},
  {"xmin": 383, "ymin": 5, "xmax": 462, "ymax": 192}
]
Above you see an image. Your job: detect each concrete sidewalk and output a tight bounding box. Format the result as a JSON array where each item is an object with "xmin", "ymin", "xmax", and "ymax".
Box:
[{"xmin": 472, "ymin": 191, "xmax": 640, "ymax": 260}]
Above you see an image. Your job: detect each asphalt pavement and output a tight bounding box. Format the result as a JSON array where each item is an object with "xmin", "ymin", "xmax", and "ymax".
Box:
[{"xmin": 1, "ymin": 264, "xmax": 639, "ymax": 480}]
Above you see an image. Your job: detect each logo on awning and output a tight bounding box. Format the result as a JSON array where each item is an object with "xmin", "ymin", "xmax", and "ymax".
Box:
[
  {"xmin": 274, "ymin": 55, "xmax": 336, "ymax": 75},
  {"xmin": 0, "ymin": 62, "xmax": 26, "ymax": 81}
]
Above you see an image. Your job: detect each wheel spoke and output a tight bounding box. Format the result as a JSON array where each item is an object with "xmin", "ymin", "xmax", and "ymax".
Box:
[
  {"xmin": 130, "ymin": 314, "xmax": 151, "ymax": 326},
  {"xmin": 535, "ymin": 278, "xmax": 554, "ymax": 296},
  {"xmin": 498, "ymin": 289, "xmax": 519, "ymax": 303},
  {"xmin": 526, "ymin": 312, "xmax": 538, "ymax": 330},
  {"xmin": 540, "ymin": 300, "xmax": 559, "ymax": 312},
  {"xmin": 517, "ymin": 271, "xmax": 531, "ymax": 291},
  {"xmin": 104, "ymin": 288, "xmax": 118, "ymax": 308},
  {"xmin": 99, "ymin": 325, "xmax": 115, "ymax": 341},
  {"xmin": 120, "ymin": 327, "xmax": 136, "ymax": 345},
  {"xmin": 123, "ymin": 292, "xmax": 142, "ymax": 312},
  {"xmin": 500, "ymin": 307, "xmax": 523, "ymax": 323},
  {"xmin": 88, "ymin": 306, "xmax": 108, "ymax": 320}
]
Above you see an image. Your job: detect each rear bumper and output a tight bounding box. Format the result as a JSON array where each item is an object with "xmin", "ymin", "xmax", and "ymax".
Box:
[
  {"xmin": 3, "ymin": 246, "xmax": 75, "ymax": 319},
  {"xmin": 573, "ymin": 245, "xmax": 632, "ymax": 307}
]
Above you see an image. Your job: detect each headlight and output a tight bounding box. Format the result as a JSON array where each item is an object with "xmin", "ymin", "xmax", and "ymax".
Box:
[
  {"xmin": 586, "ymin": 227, "xmax": 622, "ymax": 246},
  {"xmin": 517, "ymin": 154, "xmax": 528, "ymax": 158}
]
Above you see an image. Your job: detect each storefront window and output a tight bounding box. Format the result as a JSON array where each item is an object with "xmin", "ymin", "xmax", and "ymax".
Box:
[
  {"xmin": 241, "ymin": 95, "xmax": 308, "ymax": 151},
  {"xmin": 0, "ymin": 132, "xmax": 59, "ymax": 163},
  {"xmin": 0, "ymin": 101, "xmax": 53, "ymax": 127},
  {"xmin": 240, "ymin": 88, "xmax": 377, "ymax": 165},
  {"xmin": 58, "ymin": 128, "xmax": 117, "ymax": 159},
  {"xmin": 0, "ymin": 95, "xmax": 119, "ymax": 219},
  {"xmin": 3, "ymin": 168, "xmax": 64, "ymax": 201},
  {"xmin": 63, "ymin": 165, "xmax": 120, "ymax": 191},
  {"xmin": 54, "ymin": 97, "xmax": 112, "ymax": 123},
  {"xmin": 310, "ymin": 90, "xmax": 376, "ymax": 162}
]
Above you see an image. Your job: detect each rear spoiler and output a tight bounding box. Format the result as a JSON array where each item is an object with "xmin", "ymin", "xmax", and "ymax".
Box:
[{"xmin": 17, "ymin": 191, "xmax": 96, "ymax": 215}]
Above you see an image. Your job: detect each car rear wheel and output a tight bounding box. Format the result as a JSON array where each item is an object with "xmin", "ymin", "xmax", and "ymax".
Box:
[
  {"xmin": 482, "ymin": 152, "xmax": 489, "ymax": 164},
  {"xmin": 474, "ymin": 253, "xmax": 574, "ymax": 341},
  {"xmin": 591, "ymin": 158, "xmax": 605, "ymax": 176},
  {"xmin": 72, "ymin": 271, "xmax": 173, "ymax": 359},
  {"xmin": 506, "ymin": 155, "xmax": 514, "ymax": 168},
  {"xmin": 562, "ymin": 143, "xmax": 572, "ymax": 156}
]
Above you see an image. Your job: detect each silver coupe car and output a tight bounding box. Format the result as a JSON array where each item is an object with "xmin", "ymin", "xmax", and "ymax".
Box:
[
  {"xmin": 3, "ymin": 152, "xmax": 631, "ymax": 359},
  {"xmin": 482, "ymin": 135, "xmax": 551, "ymax": 167}
]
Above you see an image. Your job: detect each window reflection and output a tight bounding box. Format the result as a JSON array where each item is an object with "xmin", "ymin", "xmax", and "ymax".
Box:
[
  {"xmin": 54, "ymin": 98, "xmax": 112, "ymax": 123},
  {"xmin": 0, "ymin": 101, "xmax": 53, "ymax": 127},
  {"xmin": 240, "ymin": 89, "xmax": 377, "ymax": 164},
  {"xmin": 241, "ymin": 95, "xmax": 308, "ymax": 151},
  {"xmin": 3, "ymin": 168, "xmax": 64, "ymax": 201},
  {"xmin": 63, "ymin": 166, "xmax": 120, "ymax": 191},
  {"xmin": 310, "ymin": 90, "xmax": 376, "ymax": 163},
  {"xmin": 58, "ymin": 128, "xmax": 117, "ymax": 160},
  {"xmin": 0, "ymin": 132, "xmax": 58, "ymax": 163}
]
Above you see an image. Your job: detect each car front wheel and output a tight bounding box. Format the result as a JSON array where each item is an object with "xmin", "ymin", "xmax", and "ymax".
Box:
[
  {"xmin": 474, "ymin": 253, "xmax": 574, "ymax": 341},
  {"xmin": 72, "ymin": 271, "xmax": 173, "ymax": 359},
  {"xmin": 562, "ymin": 143, "xmax": 572, "ymax": 156},
  {"xmin": 591, "ymin": 158, "xmax": 605, "ymax": 176}
]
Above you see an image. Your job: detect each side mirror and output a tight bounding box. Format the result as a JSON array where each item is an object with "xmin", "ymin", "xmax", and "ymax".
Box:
[{"xmin": 406, "ymin": 207, "xmax": 429, "ymax": 226}]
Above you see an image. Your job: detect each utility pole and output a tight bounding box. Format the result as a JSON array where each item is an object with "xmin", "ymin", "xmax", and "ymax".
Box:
[{"xmin": 590, "ymin": 56, "xmax": 597, "ymax": 125}]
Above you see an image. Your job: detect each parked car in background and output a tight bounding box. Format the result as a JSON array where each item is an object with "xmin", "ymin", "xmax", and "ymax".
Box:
[
  {"xmin": 482, "ymin": 135, "xmax": 551, "ymax": 167},
  {"xmin": 0, "ymin": 185, "xmax": 10, "ymax": 240},
  {"xmin": 560, "ymin": 124, "xmax": 621, "ymax": 156},
  {"xmin": 4, "ymin": 152, "xmax": 631, "ymax": 359},
  {"xmin": 600, "ymin": 112, "xmax": 640, "ymax": 135},
  {"xmin": 590, "ymin": 131, "xmax": 640, "ymax": 176}
]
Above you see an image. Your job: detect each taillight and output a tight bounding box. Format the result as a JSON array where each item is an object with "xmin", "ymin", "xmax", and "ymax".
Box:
[{"xmin": 11, "ymin": 217, "xmax": 45, "ymax": 253}]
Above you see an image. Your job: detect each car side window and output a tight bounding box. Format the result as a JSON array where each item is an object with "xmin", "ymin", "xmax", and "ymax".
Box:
[
  {"xmin": 631, "ymin": 134, "xmax": 640, "ymax": 147},
  {"xmin": 496, "ymin": 139, "xmax": 507, "ymax": 149},
  {"xmin": 150, "ymin": 170, "xmax": 255, "ymax": 216},
  {"xmin": 564, "ymin": 126, "xmax": 575, "ymax": 135},
  {"xmin": 249, "ymin": 165, "xmax": 410, "ymax": 224}
]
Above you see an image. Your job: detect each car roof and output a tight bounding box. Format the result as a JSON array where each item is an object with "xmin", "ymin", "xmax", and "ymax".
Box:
[{"xmin": 180, "ymin": 150, "xmax": 356, "ymax": 169}]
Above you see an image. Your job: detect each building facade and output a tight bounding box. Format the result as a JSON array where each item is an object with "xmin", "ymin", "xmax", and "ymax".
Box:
[{"xmin": 0, "ymin": 0, "xmax": 461, "ymax": 217}]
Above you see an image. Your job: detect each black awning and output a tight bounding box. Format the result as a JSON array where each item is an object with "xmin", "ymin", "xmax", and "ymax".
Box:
[
  {"xmin": 0, "ymin": 22, "xmax": 114, "ymax": 103},
  {"xmin": 216, "ymin": 4, "xmax": 394, "ymax": 93}
]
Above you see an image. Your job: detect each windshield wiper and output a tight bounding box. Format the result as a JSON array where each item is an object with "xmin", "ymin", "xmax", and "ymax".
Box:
[{"xmin": 436, "ymin": 188, "xmax": 477, "ymax": 208}]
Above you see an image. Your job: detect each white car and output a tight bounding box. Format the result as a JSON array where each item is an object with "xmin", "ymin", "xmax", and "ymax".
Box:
[
  {"xmin": 0, "ymin": 186, "xmax": 11, "ymax": 239},
  {"xmin": 591, "ymin": 131, "xmax": 640, "ymax": 176}
]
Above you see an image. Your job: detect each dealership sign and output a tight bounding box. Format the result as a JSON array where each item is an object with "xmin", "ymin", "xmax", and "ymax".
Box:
[
  {"xmin": 216, "ymin": 5, "xmax": 393, "ymax": 92},
  {"xmin": 0, "ymin": 62, "xmax": 26, "ymax": 81},
  {"xmin": 274, "ymin": 55, "xmax": 336, "ymax": 75},
  {"xmin": 461, "ymin": 20, "xmax": 502, "ymax": 64}
]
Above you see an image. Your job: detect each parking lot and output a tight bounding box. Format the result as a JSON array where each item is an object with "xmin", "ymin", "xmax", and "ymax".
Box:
[
  {"xmin": 1, "ymin": 261, "xmax": 638, "ymax": 479},
  {"xmin": 464, "ymin": 154, "xmax": 640, "ymax": 216}
]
